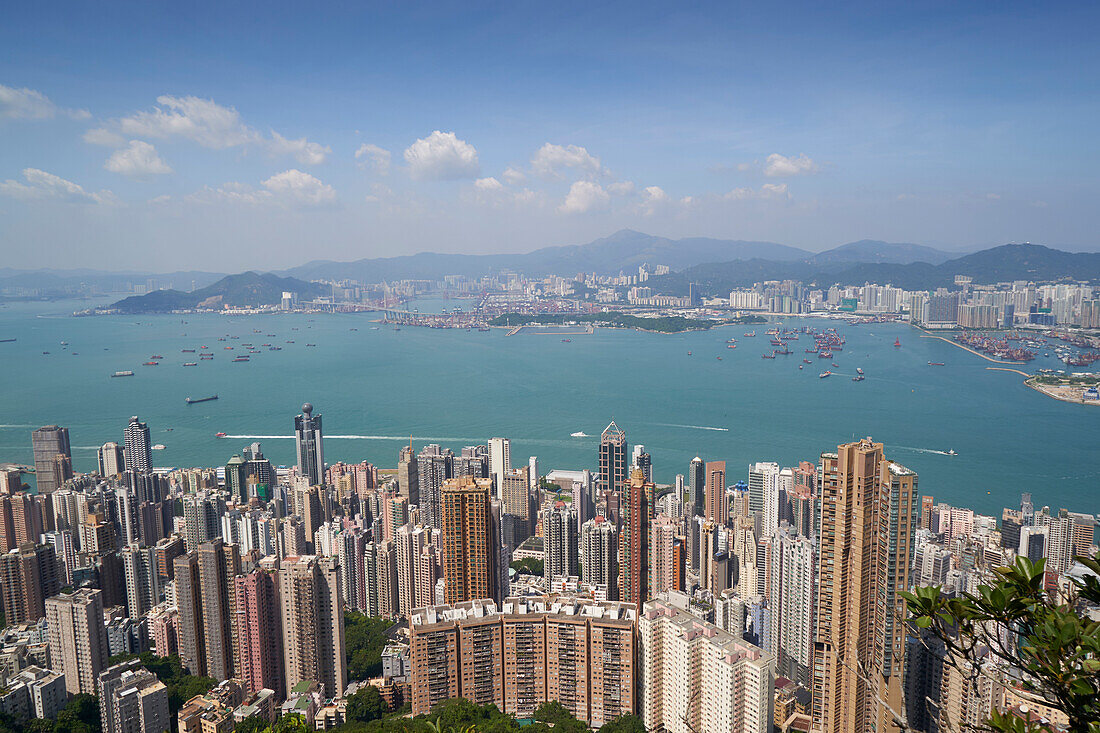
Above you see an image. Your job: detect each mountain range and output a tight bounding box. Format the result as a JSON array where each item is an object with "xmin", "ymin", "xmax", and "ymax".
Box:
[{"xmin": 103, "ymin": 272, "xmax": 326, "ymax": 313}]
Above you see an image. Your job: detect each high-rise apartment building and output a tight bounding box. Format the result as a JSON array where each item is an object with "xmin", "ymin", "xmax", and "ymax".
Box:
[
  {"xmin": 98, "ymin": 442, "xmax": 124, "ymax": 478},
  {"xmin": 418, "ymin": 444, "xmax": 454, "ymax": 530},
  {"xmin": 688, "ymin": 456, "xmax": 705, "ymax": 516},
  {"xmin": 598, "ymin": 422, "xmax": 627, "ymax": 500},
  {"xmin": 182, "ymin": 493, "xmax": 220, "ymax": 552},
  {"xmin": 488, "ymin": 437, "xmax": 511, "ymax": 499},
  {"xmin": 639, "ymin": 600, "xmax": 774, "ymax": 733},
  {"xmin": 235, "ymin": 569, "xmax": 285, "ymax": 700},
  {"xmin": 279, "ymin": 555, "xmax": 347, "ymax": 699},
  {"xmin": 123, "ymin": 416, "xmax": 151, "ymax": 472},
  {"xmin": 173, "ymin": 553, "xmax": 206, "ymax": 677},
  {"xmin": 99, "ymin": 660, "xmax": 170, "ymax": 733},
  {"xmin": 500, "ymin": 466, "xmax": 532, "ymax": 548},
  {"xmin": 705, "ymin": 461, "xmax": 727, "ymax": 525},
  {"xmin": 45, "ymin": 588, "xmax": 109, "ymax": 695},
  {"xmin": 618, "ymin": 468, "xmax": 651, "ymax": 605},
  {"xmin": 812, "ymin": 439, "xmax": 918, "ymax": 733},
  {"xmin": 543, "ymin": 501, "xmax": 578, "ymax": 587},
  {"xmin": 768, "ymin": 525, "xmax": 815, "ymax": 686},
  {"xmin": 31, "ymin": 425, "xmax": 70, "ymax": 493},
  {"xmin": 0, "ymin": 543, "xmax": 60, "ymax": 624},
  {"xmin": 441, "ymin": 475, "xmax": 500, "ymax": 605},
  {"xmin": 651, "ymin": 514, "xmax": 684, "ymax": 594},
  {"xmin": 397, "ymin": 444, "xmax": 419, "ymax": 507},
  {"xmin": 121, "ymin": 544, "xmax": 161, "ymax": 619},
  {"xmin": 197, "ymin": 539, "xmax": 240, "ymax": 682},
  {"xmin": 748, "ymin": 461, "xmax": 779, "ymax": 527},
  {"xmin": 408, "ymin": 596, "xmax": 637, "ymax": 726},
  {"xmin": 294, "ymin": 403, "xmax": 325, "ymax": 486},
  {"xmin": 580, "ymin": 516, "xmax": 617, "ymax": 596}
]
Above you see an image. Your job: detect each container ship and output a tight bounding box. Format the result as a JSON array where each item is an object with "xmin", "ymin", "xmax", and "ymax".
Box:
[{"xmin": 186, "ymin": 395, "xmax": 218, "ymax": 404}]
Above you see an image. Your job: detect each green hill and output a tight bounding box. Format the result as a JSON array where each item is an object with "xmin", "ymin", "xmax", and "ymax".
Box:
[{"xmin": 104, "ymin": 271, "xmax": 326, "ymax": 313}]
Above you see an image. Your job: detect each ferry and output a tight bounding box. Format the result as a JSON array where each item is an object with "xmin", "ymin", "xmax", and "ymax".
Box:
[
  {"xmin": 215, "ymin": 432, "xmax": 227, "ymax": 438},
  {"xmin": 571, "ymin": 431, "xmax": 588, "ymax": 437},
  {"xmin": 111, "ymin": 370, "xmax": 134, "ymax": 377},
  {"xmin": 819, "ymin": 371, "xmax": 832, "ymax": 378},
  {"xmin": 186, "ymin": 395, "xmax": 218, "ymax": 404},
  {"xmin": 183, "ymin": 362, "xmax": 198, "ymax": 367},
  {"xmin": 152, "ymin": 444, "xmax": 166, "ymax": 451}
]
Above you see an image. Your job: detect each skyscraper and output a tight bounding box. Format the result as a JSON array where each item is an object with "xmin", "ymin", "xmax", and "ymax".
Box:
[
  {"xmin": 704, "ymin": 460, "xmax": 727, "ymax": 526},
  {"xmin": 45, "ymin": 588, "xmax": 109, "ymax": 695},
  {"xmin": 768, "ymin": 524, "xmax": 815, "ymax": 686},
  {"xmin": 651, "ymin": 514, "xmax": 683, "ymax": 594},
  {"xmin": 747, "ymin": 461, "xmax": 778, "ymax": 525},
  {"xmin": 31, "ymin": 425, "xmax": 70, "ymax": 493},
  {"xmin": 235, "ymin": 569, "xmax": 285, "ymax": 700},
  {"xmin": 294, "ymin": 403, "xmax": 324, "ymax": 486},
  {"xmin": 688, "ymin": 457, "xmax": 705, "ymax": 516},
  {"xmin": 618, "ymin": 468, "xmax": 651, "ymax": 605},
  {"xmin": 598, "ymin": 422, "xmax": 627, "ymax": 500},
  {"xmin": 279, "ymin": 555, "xmax": 347, "ymax": 699},
  {"xmin": 580, "ymin": 516, "xmax": 617, "ymax": 595},
  {"xmin": 123, "ymin": 417, "xmax": 151, "ymax": 472},
  {"xmin": 198, "ymin": 539, "xmax": 239, "ymax": 681},
  {"xmin": 98, "ymin": 442, "xmax": 124, "ymax": 478},
  {"xmin": 543, "ymin": 501, "xmax": 578, "ymax": 586},
  {"xmin": 397, "ymin": 443, "xmax": 419, "ymax": 507},
  {"xmin": 632, "ymin": 445, "xmax": 652, "ymax": 483},
  {"xmin": 0, "ymin": 543, "xmax": 60, "ymax": 624},
  {"xmin": 173, "ymin": 553, "xmax": 205, "ymax": 677},
  {"xmin": 441, "ymin": 475, "xmax": 499, "ymax": 605},
  {"xmin": 488, "ymin": 437, "xmax": 511, "ymax": 499},
  {"xmin": 812, "ymin": 438, "xmax": 918, "ymax": 733}
]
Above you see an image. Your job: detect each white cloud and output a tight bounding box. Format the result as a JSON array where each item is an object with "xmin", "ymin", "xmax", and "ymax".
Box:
[
  {"xmin": 558, "ymin": 180, "xmax": 610, "ymax": 214},
  {"xmin": 403, "ymin": 131, "xmax": 480, "ymax": 180},
  {"xmin": 474, "ymin": 177, "xmax": 504, "ymax": 192},
  {"xmin": 638, "ymin": 185, "xmax": 669, "ymax": 214},
  {"xmin": 262, "ymin": 169, "xmax": 336, "ymax": 205},
  {"xmin": 502, "ymin": 166, "xmax": 526, "ymax": 186},
  {"xmin": 269, "ymin": 131, "xmax": 331, "ymax": 165},
  {"xmin": 762, "ymin": 153, "xmax": 818, "ymax": 178},
  {"xmin": 985, "ymin": 192, "xmax": 1001, "ymax": 200},
  {"xmin": 355, "ymin": 143, "xmax": 391, "ymax": 175},
  {"xmin": 188, "ymin": 170, "xmax": 336, "ymax": 207},
  {"xmin": 726, "ymin": 183, "xmax": 790, "ymax": 200},
  {"xmin": 532, "ymin": 143, "xmax": 604, "ymax": 179},
  {"xmin": 106, "ymin": 94, "xmax": 327, "ymax": 164},
  {"xmin": 0, "ymin": 84, "xmax": 89, "ymax": 120},
  {"xmin": 104, "ymin": 141, "xmax": 172, "ymax": 178},
  {"xmin": 608, "ymin": 181, "xmax": 635, "ymax": 196},
  {"xmin": 83, "ymin": 127, "xmax": 127, "ymax": 147},
  {"xmin": 0, "ymin": 168, "xmax": 115, "ymax": 204}
]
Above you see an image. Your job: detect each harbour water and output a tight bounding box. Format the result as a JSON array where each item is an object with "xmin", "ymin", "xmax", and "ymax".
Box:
[{"xmin": 1, "ymin": 297, "xmax": 1097, "ymax": 517}]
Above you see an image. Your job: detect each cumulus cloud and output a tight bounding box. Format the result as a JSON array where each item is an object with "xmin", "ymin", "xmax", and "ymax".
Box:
[
  {"xmin": 532, "ymin": 143, "xmax": 604, "ymax": 179},
  {"xmin": 763, "ymin": 153, "xmax": 818, "ymax": 178},
  {"xmin": 188, "ymin": 169, "xmax": 335, "ymax": 207},
  {"xmin": 608, "ymin": 181, "xmax": 636, "ymax": 196},
  {"xmin": 261, "ymin": 169, "xmax": 336, "ymax": 205},
  {"xmin": 474, "ymin": 177, "xmax": 504, "ymax": 192},
  {"xmin": 355, "ymin": 143, "xmax": 391, "ymax": 175},
  {"xmin": 100, "ymin": 94, "xmax": 328, "ymax": 163},
  {"xmin": 502, "ymin": 166, "xmax": 526, "ymax": 186},
  {"xmin": 638, "ymin": 185, "xmax": 669, "ymax": 214},
  {"xmin": 269, "ymin": 131, "xmax": 331, "ymax": 165},
  {"xmin": 403, "ymin": 131, "xmax": 480, "ymax": 180},
  {"xmin": 559, "ymin": 180, "xmax": 610, "ymax": 214},
  {"xmin": 0, "ymin": 168, "xmax": 115, "ymax": 204},
  {"xmin": 0, "ymin": 84, "xmax": 89, "ymax": 120},
  {"xmin": 726, "ymin": 183, "xmax": 790, "ymax": 200},
  {"xmin": 104, "ymin": 141, "xmax": 172, "ymax": 178}
]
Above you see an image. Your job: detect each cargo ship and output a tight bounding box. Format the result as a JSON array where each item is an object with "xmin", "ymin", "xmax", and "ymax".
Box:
[
  {"xmin": 186, "ymin": 395, "xmax": 218, "ymax": 404},
  {"xmin": 111, "ymin": 370, "xmax": 134, "ymax": 377}
]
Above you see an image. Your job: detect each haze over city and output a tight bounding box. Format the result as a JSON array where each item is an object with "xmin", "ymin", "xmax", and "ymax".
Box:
[{"xmin": 3, "ymin": 1, "xmax": 1099, "ymax": 271}]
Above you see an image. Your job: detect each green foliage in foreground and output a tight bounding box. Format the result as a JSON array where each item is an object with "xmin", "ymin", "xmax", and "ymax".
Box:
[
  {"xmin": 345, "ymin": 612, "xmax": 396, "ymax": 681},
  {"xmin": 904, "ymin": 553, "xmax": 1100, "ymax": 733},
  {"xmin": 510, "ymin": 557, "xmax": 543, "ymax": 575}
]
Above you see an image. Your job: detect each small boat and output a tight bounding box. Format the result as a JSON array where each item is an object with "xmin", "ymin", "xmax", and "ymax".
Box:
[
  {"xmin": 799, "ymin": 365, "xmax": 803, "ymax": 370},
  {"xmin": 717, "ymin": 356, "xmax": 722, "ymax": 360},
  {"xmin": 762, "ymin": 353, "xmax": 776, "ymax": 359},
  {"xmin": 571, "ymin": 431, "xmax": 588, "ymax": 437},
  {"xmin": 561, "ymin": 339, "xmax": 572, "ymax": 343},
  {"xmin": 150, "ymin": 355, "xmax": 164, "ymax": 359},
  {"xmin": 687, "ymin": 351, "xmax": 692, "ymax": 356},
  {"xmin": 143, "ymin": 361, "xmax": 158, "ymax": 366},
  {"xmin": 152, "ymin": 444, "xmax": 166, "ymax": 450},
  {"xmin": 350, "ymin": 328, "xmax": 358, "ymax": 331},
  {"xmin": 856, "ymin": 368, "xmax": 864, "ymax": 375},
  {"xmin": 216, "ymin": 432, "xmax": 227, "ymax": 438},
  {"xmin": 111, "ymin": 370, "xmax": 134, "ymax": 377},
  {"xmin": 894, "ymin": 338, "xmax": 901, "ymax": 347},
  {"xmin": 947, "ymin": 449, "xmax": 958, "ymax": 456},
  {"xmin": 306, "ymin": 343, "xmax": 316, "ymax": 347},
  {"xmin": 803, "ymin": 359, "xmax": 812, "ymax": 364},
  {"xmin": 819, "ymin": 371, "xmax": 832, "ymax": 378},
  {"xmin": 727, "ymin": 343, "xmax": 736, "ymax": 349},
  {"xmin": 852, "ymin": 375, "xmax": 865, "ymax": 381},
  {"xmin": 165, "ymin": 428, "xmax": 173, "ymax": 431},
  {"xmin": 928, "ymin": 362, "xmax": 945, "ymax": 366},
  {"xmin": 200, "ymin": 355, "xmax": 214, "ymax": 360},
  {"xmin": 60, "ymin": 341, "xmax": 68, "ymax": 345},
  {"xmin": 186, "ymin": 395, "xmax": 218, "ymax": 404},
  {"xmin": 43, "ymin": 351, "xmax": 50, "ymax": 355},
  {"xmin": 182, "ymin": 349, "xmax": 196, "ymax": 353},
  {"xmin": 266, "ymin": 334, "xmax": 276, "ymax": 337},
  {"xmin": 232, "ymin": 357, "xmax": 250, "ymax": 362},
  {"xmin": 183, "ymin": 362, "xmax": 198, "ymax": 367},
  {"xmin": 0, "ymin": 338, "xmax": 16, "ymax": 343},
  {"xmin": 269, "ymin": 346, "xmax": 282, "ymax": 351},
  {"xmin": 832, "ymin": 362, "xmax": 839, "ymax": 368},
  {"xmin": 286, "ymin": 340, "xmax": 295, "ymax": 343},
  {"xmin": 478, "ymin": 327, "xmax": 490, "ymax": 332},
  {"xmin": 744, "ymin": 331, "xmax": 755, "ymax": 337},
  {"xmin": 224, "ymin": 346, "xmax": 233, "ymax": 349}
]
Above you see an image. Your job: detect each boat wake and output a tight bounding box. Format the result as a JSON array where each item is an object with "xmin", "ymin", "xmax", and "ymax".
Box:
[
  {"xmin": 895, "ymin": 445, "xmax": 956, "ymax": 456},
  {"xmin": 648, "ymin": 422, "xmax": 730, "ymax": 432}
]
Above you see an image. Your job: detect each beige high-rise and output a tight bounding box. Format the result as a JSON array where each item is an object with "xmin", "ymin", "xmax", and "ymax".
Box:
[
  {"xmin": 45, "ymin": 588, "xmax": 109, "ymax": 695},
  {"xmin": 279, "ymin": 555, "xmax": 347, "ymax": 699},
  {"xmin": 442, "ymin": 475, "xmax": 499, "ymax": 605},
  {"xmin": 812, "ymin": 439, "xmax": 917, "ymax": 733}
]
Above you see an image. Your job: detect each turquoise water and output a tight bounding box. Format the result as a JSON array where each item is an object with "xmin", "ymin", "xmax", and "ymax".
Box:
[{"xmin": 1, "ymin": 297, "xmax": 1097, "ymax": 518}]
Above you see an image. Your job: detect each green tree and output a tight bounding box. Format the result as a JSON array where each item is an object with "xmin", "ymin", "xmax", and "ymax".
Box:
[
  {"xmin": 232, "ymin": 718, "xmax": 269, "ymax": 733},
  {"xmin": 345, "ymin": 612, "xmax": 395, "ymax": 680},
  {"xmin": 347, "ymin": 685, "xmax": 389, "ymax": 723},
  {"xmin": 54, "ymin": 694, "xmax": 101, "ymax": 733},
  {"xmin": 904, "ymin": 553, "xmax": 1100, "ymax": 733},
  {"xmin": 596, "ymin": 715, "xmax": 646, "ymax": 733},
  {"xmin": 509, "ymin": 557, "xmax": 542, "ymax": 575},
  {"xmin": 533, "ymin": 701, "xmax": 587, "ymax": 732}
]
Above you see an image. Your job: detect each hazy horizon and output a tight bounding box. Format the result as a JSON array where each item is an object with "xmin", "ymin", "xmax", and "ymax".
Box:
[{"xmin": 3, "ymin": 2, "xmax": 1098, "ymax": 271}]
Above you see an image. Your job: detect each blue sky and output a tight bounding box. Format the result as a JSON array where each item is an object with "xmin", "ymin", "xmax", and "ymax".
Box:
[{"xmin": 1, "ymin": 1, "xmax": 1097, "ymax": 271}]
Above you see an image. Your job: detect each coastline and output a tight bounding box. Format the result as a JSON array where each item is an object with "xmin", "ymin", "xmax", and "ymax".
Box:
[
  {"xmin": 914, "ymin": 327, "xmax": 1025, "ymax": 365},
  {"xmin": 1023, "ymin": 376, "xmax": 1100, "ymax": 407}
]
